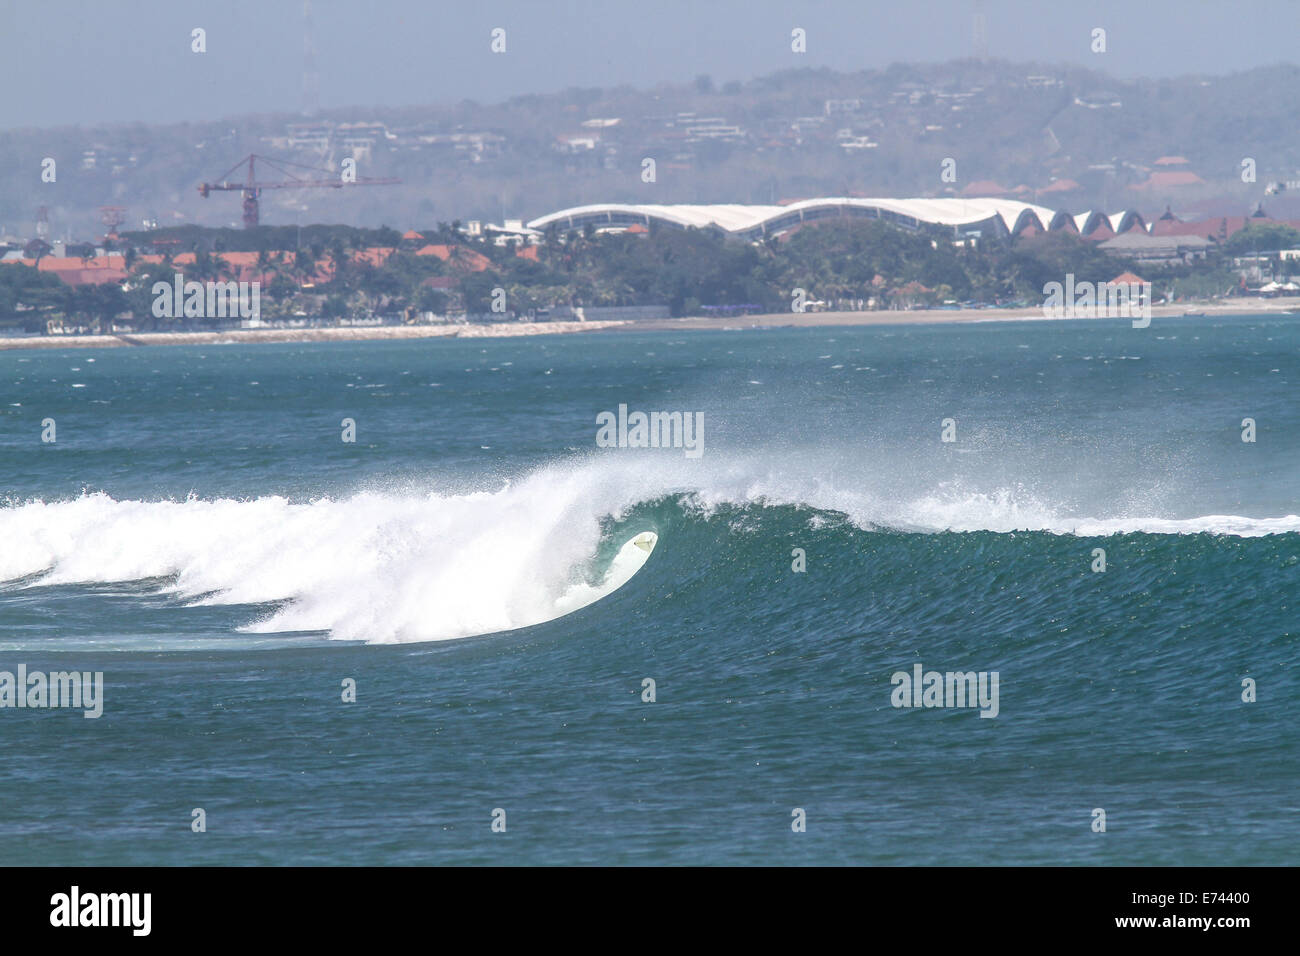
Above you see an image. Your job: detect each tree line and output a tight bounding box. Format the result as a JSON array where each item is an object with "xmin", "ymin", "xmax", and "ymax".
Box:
[{"xmin": 4, "ymin": 218, "xmax": 1297, "ymax": 333}]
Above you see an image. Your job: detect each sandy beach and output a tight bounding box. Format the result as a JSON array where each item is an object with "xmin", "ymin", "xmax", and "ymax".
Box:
[
  {"xmin": 0, "ymin": 319, "xmax": 627, "ymax": 350},
  {"xmin": 627, "ymin": 296, "xmax": 1300, "ymax": 331},
  {"xmin": 2, "ymin": 297, "xmax": 1296, "ymax": 350}
]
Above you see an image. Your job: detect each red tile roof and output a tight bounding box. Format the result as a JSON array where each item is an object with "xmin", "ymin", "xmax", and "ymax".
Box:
[
  {"xmin": 1039, "ymin": 178, "xmax": 1081, "ymax": 194},
  {"xmin": 961, "ymin": 180, "xmax": 1010, "ymax": 196},
  {"xmin": 1149, "ymin": 215, "xmax": 1300, "ymax": 241},
  {"xmin": 135, "ymin": 251, "xmax": 285, "ymax": 284},
  {"xmin": 1129, "ymin": 170, "xmax": 1206, "ymax": 190},
  {"xmin": 352, "ymin": 246, "xmax": 395, "ymax": 267},
  {"xmin": 0, "ymin": 255, "xmax": 130, "ymax": 285},
  {"xmin": 414, "ymin": 244, "xmax": 491, "ymax": 271}
]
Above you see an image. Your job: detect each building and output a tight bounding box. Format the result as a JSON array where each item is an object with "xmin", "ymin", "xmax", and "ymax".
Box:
[
  {"xmin": 0, "ymin": 254, "xmax": 128, "ymax": 286},
  {"xmin": 1150, "ymin": 204, "xmax": 1300, "ymax": 242},
  {"xmin": 1098, "ymin": 233, "xmax": 1213, "ymax": 264},
  {"xmin": 527, "ymin": 198, "xmax": 1150, "ymax": 242}
]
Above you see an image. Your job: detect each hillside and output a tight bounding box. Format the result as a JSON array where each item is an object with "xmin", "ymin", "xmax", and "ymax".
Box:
[{"xmin": 3, "ymin": 58, "xmax": 1299, "ymax": 239}]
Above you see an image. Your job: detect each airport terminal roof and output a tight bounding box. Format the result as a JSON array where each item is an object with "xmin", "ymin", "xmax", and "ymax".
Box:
[{"xmin": 526, "ymin": 197, "xmax": 1142, "ymax": 239}]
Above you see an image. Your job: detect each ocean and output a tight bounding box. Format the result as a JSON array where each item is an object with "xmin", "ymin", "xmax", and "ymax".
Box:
[{"xmin": 0, "ymin": 316, "xmax": 1296, "ymax": 865}]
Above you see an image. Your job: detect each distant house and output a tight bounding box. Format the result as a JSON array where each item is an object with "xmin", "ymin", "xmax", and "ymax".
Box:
[
  {"xmin": 1110, "ymin": 271, "xmax": 1146, "ymax": 285},
  {"xmin": 961, "ymin": 180, "xmax": 1011, "ymax": 197},
  {"xmin": 1150, "ymin": 206, "xmax": 1300, "ymax": 243},
  {"xmin": 136, "ymin": 251, "xmax": 287, "ymax": 285},
  {"xmin": 1039, "ymin": 178, "xmax": 1081, "ymax": 195},
  {"xmin": 555, "ymin": 133, "xmax": 600, "ymax": 152},
  {"xmin": 1129, "ymin": 170, "xmax": 1206, "ymax": 191},
  {"xmin": 343, "ymin": 247, "xmax": 394, "ymax": 270},
  {"xmin": 1099, "ymin": 233, "xmax": 1213, "ymax": 264},
  {"xmin": 0, "ymin": 254, "xmax": 128, "ymax": 286},
  {"xmin": 131, "ymin": 247, "xmax": 398, "ymax": 287},
  {"xmin": 888, "ymin": 280, "xmax": 933, "ymax": 309},
  {"xmin": 414, "ymin": 244, "xmax": 492, "ymax": 271}
]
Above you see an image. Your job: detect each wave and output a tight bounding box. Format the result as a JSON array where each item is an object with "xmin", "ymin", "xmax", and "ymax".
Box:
[{"xmin": 1, "ymin": 453, "xmax": 1296, "ymax": 643}]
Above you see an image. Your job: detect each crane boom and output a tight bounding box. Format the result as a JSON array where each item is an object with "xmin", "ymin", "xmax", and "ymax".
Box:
[{"xmin": 197, "ymin": 153, "xmax": 401, "ymax": 228}]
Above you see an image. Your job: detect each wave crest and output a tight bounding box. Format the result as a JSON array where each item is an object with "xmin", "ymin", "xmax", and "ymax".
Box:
[{"xmin": 1, "ymin": 455, "xmax": 1295, "ymax": 643}]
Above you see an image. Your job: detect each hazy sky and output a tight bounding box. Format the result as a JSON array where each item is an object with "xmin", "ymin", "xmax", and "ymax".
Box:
[{"xmin": 1, "ymin": 0, "xmax": 1296, "ymax": 129}]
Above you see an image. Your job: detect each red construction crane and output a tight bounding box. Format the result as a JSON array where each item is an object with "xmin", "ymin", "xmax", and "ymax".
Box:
[{"xmin": 197, "ymin": 153, "xmax": 401, "ymax": 228}]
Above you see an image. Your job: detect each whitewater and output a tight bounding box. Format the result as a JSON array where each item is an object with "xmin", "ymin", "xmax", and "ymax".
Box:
[{"xmin": 2, "ymin": 453, "xmax": 1295, "ymax": 644}]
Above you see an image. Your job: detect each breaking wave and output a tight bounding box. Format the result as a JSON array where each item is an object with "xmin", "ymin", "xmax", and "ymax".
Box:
[{"xmin": 1, "ymin": 453, "xmax": 1296, "ymax": 643}]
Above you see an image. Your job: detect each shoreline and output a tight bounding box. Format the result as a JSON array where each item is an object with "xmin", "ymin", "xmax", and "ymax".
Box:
[
  {"xmin": 622, "ymin": 297, "xmax": 1300, "ymax": 332},
  {"xmin": 0, "ymin": 319, "xmax": 628, "ymax": 350},
  {"xmin": 2, "ymin": 298, "xmax": 1297, "ymax": 350}
]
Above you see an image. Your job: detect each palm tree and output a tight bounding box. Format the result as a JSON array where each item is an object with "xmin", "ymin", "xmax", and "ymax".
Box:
[
  {"xmin": 212, "ymin": 253, "xmax": 235, "ymax": 282},
  {"xmin": 325, "ymin": 239, "xmax": 348, "ymax": 290},
  {"xmin": 189, "ymin": 249, "xmax": 219, "ymax": 284},
  {"xmin": 255, "ymin": 248, "xmax": 285, "ymax": 288},
  {"xmin": 446, "ymin": 244, "xmax": 464, "ymax": 275},
  {"xmin": 292, "ymin": 249, "xmax": 317, "ymax": 288}
]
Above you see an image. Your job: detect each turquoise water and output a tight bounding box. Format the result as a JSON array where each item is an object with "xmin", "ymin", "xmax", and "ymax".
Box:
[{"xmin": 0, "ymin": 317, "xmax": 1296, "ymax": 864}]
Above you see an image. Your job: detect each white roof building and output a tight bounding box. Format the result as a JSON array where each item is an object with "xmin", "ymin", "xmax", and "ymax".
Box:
[{"xmin": 528, "ymin": 198, "xmax": 1148, "ymax": 240}]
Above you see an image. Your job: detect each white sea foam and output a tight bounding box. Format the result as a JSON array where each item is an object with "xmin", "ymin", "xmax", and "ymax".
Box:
[{"xmin": 0, "ymin": 455, "xmax": 1295, "ymax": 643}]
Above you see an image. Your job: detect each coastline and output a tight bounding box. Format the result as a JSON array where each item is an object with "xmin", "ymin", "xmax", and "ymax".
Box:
[
  {"xmin": 624, "ymin": 296, "xmax": 1300, "ymax": 332},
  {"xmin": 2, "ymin": 297, "xmax": 1297, "ymax": 351},
  {"xmin": 0, "ymin": 319, "xmax": 628, "ymax": 350}
]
